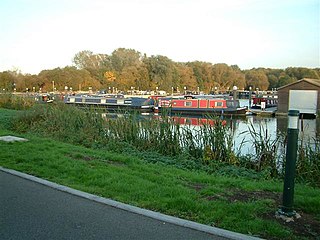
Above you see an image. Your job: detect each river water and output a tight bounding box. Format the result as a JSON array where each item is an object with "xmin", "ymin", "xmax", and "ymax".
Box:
[
  {"xmin": 103, "ymin": 99, "xmax": 320, "ymax": 156},
  {"xmin": 226, "ymin": 115, "xmax": 319, "ymax": 155},
  {"xmin": 179, "ymin": 99, "xmax": 320, "ymax": 155}
]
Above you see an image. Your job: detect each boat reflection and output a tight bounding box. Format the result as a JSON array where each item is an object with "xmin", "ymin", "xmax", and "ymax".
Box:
[
  {"xmin": 168, "ymin": 116, "xmax": 227, "ymax": 126},
  {"xmin": 101, "ymin": 112, "xmax": 319, "ymax": 155}
]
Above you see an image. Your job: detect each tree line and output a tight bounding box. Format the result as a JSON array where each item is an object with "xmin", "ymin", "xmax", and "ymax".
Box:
[{"xmin": 1, "ymin": 48, "xmax": 319, "ymax": 93}]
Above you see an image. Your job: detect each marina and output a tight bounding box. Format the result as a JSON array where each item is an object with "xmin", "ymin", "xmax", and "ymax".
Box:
[{"xmin": 64, "ymin": 93, "xmax": 256, "ymax": 116}]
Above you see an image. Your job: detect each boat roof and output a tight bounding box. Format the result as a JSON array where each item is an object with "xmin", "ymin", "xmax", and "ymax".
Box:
[{"xmin": 159, "ymin": 95, "xmax": 230, "ymax": 100}]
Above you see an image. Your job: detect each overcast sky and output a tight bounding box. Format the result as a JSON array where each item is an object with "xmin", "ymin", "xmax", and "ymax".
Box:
[{"xmin": 0, "ymin": 0, "xmax": 319, "ymax": 74}]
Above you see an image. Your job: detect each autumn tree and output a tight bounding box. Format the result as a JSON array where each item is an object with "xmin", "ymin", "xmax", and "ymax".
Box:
[
  {"xmin": 136, "ymin": 59, "xmax": 150, "ymax": 90},
  {"xmin": 110, "ymin": 48, "xmax": 141, "ymax": 73},
  {"xmin": 144, "ymin": 55, "xmax": 177, "ymax": 91},
  {"xmin": 0, "ymin": 71, "xmax": 16, "ymax": 91},
  {"xmin": 245, "ymin": 70, "xmax": 269, "ymax": 90},
  {"xmin": 73, "ymin": 50, "xmax": 107, "ymax": 70},
  {"xmin": 5, "ymin": 47, "xmax": 320, "ymax": 93},
  {"xmin": 73, "ymin": 50, "xmax": 110, "ymax": 86},
  {"xmin": 38, "ymin": 67, "xmax": 100, "ymax": 91},
  {"xmin": 285, "ymin": 67, "xmax": 320, "ymax": 80},
  {"xmin": 175, "ymin": 63, "xmax": 197, "ymax": 91},
  {"xmin": 109, "ymin": 48, "xmax": 149, "ymax": 90},
  {"xmin": 187, "ymin": 61, "xmax": 214, "ymax": 92},
  {"xmin": 211, "ymin": 64, "xmax": 246, "ymax": 91}
]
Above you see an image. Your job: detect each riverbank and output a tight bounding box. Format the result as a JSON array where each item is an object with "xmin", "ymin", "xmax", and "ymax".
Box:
[{"xmin": 0, "ymin": 107, "xmax": 319, "ymax": 239}]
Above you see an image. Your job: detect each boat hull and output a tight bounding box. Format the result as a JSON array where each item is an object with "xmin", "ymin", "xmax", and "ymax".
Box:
[
  {"xmin": 156, "ymin": 96, "xmax": 248, "ymax": 116},
  {"xmin": 158, "ymin": 107, "xmax": 248, "ymax": 116}
]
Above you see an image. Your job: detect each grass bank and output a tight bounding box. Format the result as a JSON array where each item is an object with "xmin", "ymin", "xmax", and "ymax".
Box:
[{"xmin": 0, "ymin": 107, "xmax": 320, "ymax": 239}]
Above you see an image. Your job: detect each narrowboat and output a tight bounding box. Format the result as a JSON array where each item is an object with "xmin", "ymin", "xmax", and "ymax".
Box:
[
  {"xmin": 64, "ymin": 94, "xmax": 155, "ymax": 112},
  {"xmin": 251, "ymin": 96, "xmax": 278, "ymax": 109},
  {"xmin": 156, "ymin": 95, "xmax": 248, "ymax": 116}
]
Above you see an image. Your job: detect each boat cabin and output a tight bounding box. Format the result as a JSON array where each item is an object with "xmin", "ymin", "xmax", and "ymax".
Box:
[
  {"xmin": 158, "ymin": 97, "xmax": 240, "ymax": 109},
  {"xmin": 252, "ymin": 97, "xmax": 278, "ymax": 109}
]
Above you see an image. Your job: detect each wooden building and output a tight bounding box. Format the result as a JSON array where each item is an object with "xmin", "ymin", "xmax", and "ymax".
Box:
[{"xmin": 277, "ymin": 78, "xmax": 320, "ymax": 115}]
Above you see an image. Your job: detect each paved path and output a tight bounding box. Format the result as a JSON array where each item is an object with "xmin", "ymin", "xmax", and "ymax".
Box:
[{"xmin": 0, "ymin": 169, "xmax": 260, "ymax": 240}]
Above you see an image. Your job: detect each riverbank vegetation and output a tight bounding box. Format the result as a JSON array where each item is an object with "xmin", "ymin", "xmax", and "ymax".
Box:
[
  {"xmin": 0, "ymin": 106, "xmax": 320, "ymax": 239},
  {"xmin": 7, "ymin": 102, "xmax": 320, "ymax": 187},
  {"xmin": 1, "ymin": 48, "xmax": 319, "ymax": 93},
  {"xmin": 0, "ymin": 93, "xmax": 35, "ymax": 110}
]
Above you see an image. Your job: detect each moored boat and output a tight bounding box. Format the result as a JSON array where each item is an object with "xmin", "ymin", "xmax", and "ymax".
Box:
[
  {"xmin": 64, "ymin": 94, "xmax": 155, "ymax": 112},
  {"xmin": 251, "ymin": 96, "xmax": 278, "ymax": 109},
  {"xmin": 156, "ymin": 95, "xmax": 248, "ymax": 116}
]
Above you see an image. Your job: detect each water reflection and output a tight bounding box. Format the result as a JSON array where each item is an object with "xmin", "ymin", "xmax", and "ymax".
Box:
[
  {"xmin": 170, "ymin": 115, "xmax": 319, "ymax": 155},
  {"xmin": 102, "ymin": 112, "xmax": 319, "ymax": 156}
]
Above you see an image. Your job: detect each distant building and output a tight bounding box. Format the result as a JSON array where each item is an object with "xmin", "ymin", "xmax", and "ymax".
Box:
[{"xmin": 277, "ymin": 78, "xmax": 320, "ymax": 116}]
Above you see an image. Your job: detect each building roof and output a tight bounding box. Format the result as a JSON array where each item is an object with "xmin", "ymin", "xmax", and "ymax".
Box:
[{"xmin": 278, "ymin": 78, "xmax": 320, "ymax": 90}]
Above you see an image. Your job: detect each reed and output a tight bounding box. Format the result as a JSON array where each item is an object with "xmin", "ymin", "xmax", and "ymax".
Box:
[
  {"xmin": 296, "ymin": 136, "xmax": 320, "ymax": 187},
  {"xmin": 244, "ymin": 122, "xmax": 283, "ymax": 178},
  {"xmin": 0, "ymin": 93, "xmax": 35, "ymax": 110},
  {"xmin": 12, "ymin": 103, "xmax": 107, "ymax": 147},
  {"xmin": 104, "ymin": 112, "xmax": 182, "ymax": 156},
  {"xmin": 204, "ymin": 118, "xmax": 235, "ymax": 164}
]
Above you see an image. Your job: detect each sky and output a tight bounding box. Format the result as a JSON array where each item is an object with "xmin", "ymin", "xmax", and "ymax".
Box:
[{"xmin": 0, "ymin": 0, "xmax": 319, "ymax": 74}]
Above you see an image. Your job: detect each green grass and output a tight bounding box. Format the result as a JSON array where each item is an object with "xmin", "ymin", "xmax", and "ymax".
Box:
[{"xmin": 1, "ymin": 107, "xmax": 320, "ymax": 239}]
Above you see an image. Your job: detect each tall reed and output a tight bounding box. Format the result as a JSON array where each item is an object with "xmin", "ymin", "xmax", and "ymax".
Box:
[
  {"xmin": 104, "ymin": 112, "xmax": 182, "ymax": 156},
  {"xmin": 0, "ymin": 93, "xmax": 35, "ymax": 110},
  {"xmin": 245, "ymin": 122, "xmax": 282, "ymax": 178},
  {"xmin": 197, "ymin": 117, "xmax": 235, "ymax": 165},
  {"xmin": 12, "ymin": 103, "xmax": 107, "ymax": 147},
  {"xmin": 296, "ymin": 136, "xmax": 320, "ymax": 187}
]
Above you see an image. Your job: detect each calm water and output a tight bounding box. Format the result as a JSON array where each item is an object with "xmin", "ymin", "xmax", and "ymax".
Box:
[
  {"xmin": 226, "ymin": 116, "xmax": 319, "ymax": 155},
  {"xmin": 103, "ymin": 98, "xmax": 320, "ymax": 156}
]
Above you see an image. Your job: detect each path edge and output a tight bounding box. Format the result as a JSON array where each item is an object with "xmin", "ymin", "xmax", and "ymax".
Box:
[{"xmin": 0, "ymin": 166, "xmax": 262, "ymax": 240}]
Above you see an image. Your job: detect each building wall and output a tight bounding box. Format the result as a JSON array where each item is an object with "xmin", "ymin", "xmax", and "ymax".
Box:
[{"xmin": 277, "ymin": 81, "xmax": 320, "ymax": 113}]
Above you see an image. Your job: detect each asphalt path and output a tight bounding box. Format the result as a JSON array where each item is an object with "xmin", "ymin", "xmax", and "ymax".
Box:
[{"xmin": 0, "ymin": 171, "xmax": 227, "ymax": 240}]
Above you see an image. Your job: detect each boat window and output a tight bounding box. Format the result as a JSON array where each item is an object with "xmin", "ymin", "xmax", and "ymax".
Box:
[
  {"xmin": 215, "ymin": 102, "xmax": 223, "ymax": 107},
  {"xmin": 227, "ymin": 101, "xmax": 234, "ymax": 107},
  {"xmin": 185, "ymin": 118, "xmax": 192, "ymax": 124},
  {"xmin": 185, "ymin": 101, "xmax": 192, "ymax": 107},
  {"xmin": 85, "ymin": 98, "xmax": 100, "ymax": 103}
]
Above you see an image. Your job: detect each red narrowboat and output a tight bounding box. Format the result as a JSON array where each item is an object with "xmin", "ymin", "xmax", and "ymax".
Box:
[{"xmin": 157, "ymin": 95, "xmax": 247, "ymax": 116}]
